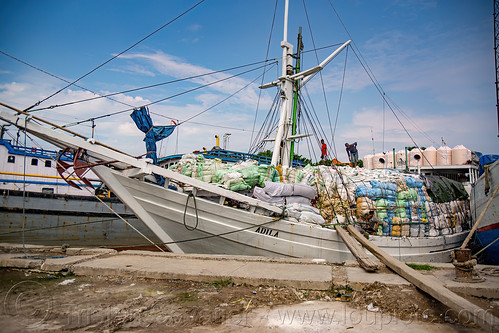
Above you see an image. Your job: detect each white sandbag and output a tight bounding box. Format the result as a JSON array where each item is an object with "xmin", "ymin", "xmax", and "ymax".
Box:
[
  {"xmin": 285, "ymin": 196, "xmax": 311, "ymax": 205},
  {"xmin": 332, "ymin": 215, "xmax": 345, "ymax": 224},
  {"xmin": 429, "ymin": 228, "xmax": 439, "ymax": 237},
  {"xmin": 231, "ymin": 159, "xmax": 258, "ymax": 170},
  {"xmin": 253, "ymin": 187, "xmax": 285, "ymax": 205},
  {"xmin": 292, "ymin": 184, "xmax": 317, "ymax": 199},
  {"xmin": 284, "ymin": 208, "xmax": 301, "ymax": 219},
  {"xmin": 286, "ymin": 203, "xmax": 321, "ymax": 215},
  {"xmin": 410, "ymin": 225, "xmax": 425, "ymax": 237},
  {"xmin": 441, "ymin": 228, "xmax": 451, "ymax": 235},
  {"xmin": 222, "ymin": 171, "xmax": 244, "ymax": 183},
  {"xmin": 263, "ymin": 181, "xmax": 294, "ymax": 197},
  {"xmin": 299, "ymin": 211, "xmax": 325, "ymax": 225}
]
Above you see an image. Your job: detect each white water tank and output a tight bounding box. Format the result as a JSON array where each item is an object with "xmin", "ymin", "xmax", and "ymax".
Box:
[
  {"xmin": 452, "ymin": 145, "xmax": 471, "ymax": 165},
  {"xmin": 409, "ymin": 148, "xmax": 423, "ymax": 167},
  {"xmin": 396, "ymin": 150, "xmax": 406, "ymax": 169},
  {"xmin": 363, "ymin": 154, "xmax": 374, "ymax": 169},
  {"xmin": 422, "ymin": 146, "xmax": 437, "ymax": 166},
  {"xmin": 437, "ymin": 146, "xmax": 452, "ymax": 166},
  {"xmin": 373, "ymin": 153, "xmax": 386, "ymax": 169},
  {"xmin": 386, "ymin": 151, "xmax": 395, "ymax": 168}
]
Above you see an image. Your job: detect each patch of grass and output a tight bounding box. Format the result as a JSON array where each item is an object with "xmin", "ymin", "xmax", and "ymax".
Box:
[
  {"xmin": 211, "ymin": 278, "xmax": 234, "ymax": 288},
  {"xmin": 406, "ymin": 263, "xmax": 435, "ymax": 271},
  {"xmin": 176, "ymin": 291, "xmax": 198, "ymax": 302}
]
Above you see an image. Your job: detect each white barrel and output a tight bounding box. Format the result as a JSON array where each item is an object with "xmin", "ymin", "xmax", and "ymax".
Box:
[
  {"xmin": 363, "ymin": 154, "xmax": 374, "ymax": 169},
  {"xmin": 373, "ymin": 152, "xmax": 386, "ymax": 169},
  {"xmin": 452, "ymin": 145, "xmax": 471, "ymax": 165},
  {"xmin": 422, "ymin": 146, "xmax": 437, "ymax": 166},
  {"xmin": 437, "ymin": 146, "xmax": 452, "ymax": 166},
  {"xmin": 396, "ymin": 150, "xmax": 406, "ymax": 169},
  {"xmin": 409, "ymin": 148, "xmax": 423, "ymax": 167}
]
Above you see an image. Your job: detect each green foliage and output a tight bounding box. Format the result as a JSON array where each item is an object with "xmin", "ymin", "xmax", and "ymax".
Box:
[
  {"xmin": 176, "ymin": 291, "xmax": 198, "ymax": 302},
  {"xmin": 407, "ymin": 146, "xmax": 426, "ymax": 151},
  {"xmin": 257, "ymin": 150, "xmax": 273, "ymax": 158},
  {"xmin": 211, "ymin": 278, "xmax": 234, "ymax": 287},
  {"xmin": 257, "ymin": 150, "xmax": 312, "ymax": 166},
  {"xmin": 293, "ymin": 154, "xmax": 312, "ymax": 165},
  {"xmin": 406, "ymin": 263, "xmax": 435, "ymax": 271}
]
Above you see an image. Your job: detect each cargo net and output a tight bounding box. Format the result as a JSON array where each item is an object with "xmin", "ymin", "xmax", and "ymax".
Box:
[{"xmin": 167, "ymin": 154, "xmax": 470, "ymax": 238}]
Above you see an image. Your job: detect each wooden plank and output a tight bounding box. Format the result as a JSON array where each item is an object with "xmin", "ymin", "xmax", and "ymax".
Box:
[
  {"xmin": 334, "ymin": 225, "xmax": 379, "ymax": 272},
  {"xmin": 346, "ymin": 225, "xmax": 499, "ymax": 332}
]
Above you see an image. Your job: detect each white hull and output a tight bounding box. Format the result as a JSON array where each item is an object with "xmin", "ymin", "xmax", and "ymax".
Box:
[{"xmin": 95, "ymin": 165, "xmax": 467, "ymax": 263}]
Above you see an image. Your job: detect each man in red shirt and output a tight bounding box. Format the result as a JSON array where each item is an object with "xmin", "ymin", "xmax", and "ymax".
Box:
[{"xmin": 320, "ymin": 139, "xmax": 327, "ymax": 164}]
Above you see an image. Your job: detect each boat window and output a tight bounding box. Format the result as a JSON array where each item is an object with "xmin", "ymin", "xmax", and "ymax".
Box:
[
  {"xmin": 7, "ymin": 156, "xmax": 15, "ymax": 163},
  {"xmin": 45, "ymin": 160, "xmax": 51, "ymax": 167},
  {"xmin": 31, "ymin": 158, "xmax": 38, "ymax": 166},
  {"xmin": 42, "ymin": 188, "xmax": 54, "ymax": 194}
]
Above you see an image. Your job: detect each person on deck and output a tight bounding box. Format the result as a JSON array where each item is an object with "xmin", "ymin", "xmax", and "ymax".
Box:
[
  {"xmin": 345, "ymin": 142, "xmax": 358, "ymax": 166},
  {"xmin": 320, "ymin": 139, "xmax": 327, "ymax": 164}
]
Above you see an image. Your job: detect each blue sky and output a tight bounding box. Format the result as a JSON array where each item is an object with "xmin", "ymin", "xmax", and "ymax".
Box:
[{"xmin": 0, "ymin": 0, "xmax": 496, "ymax": 163}]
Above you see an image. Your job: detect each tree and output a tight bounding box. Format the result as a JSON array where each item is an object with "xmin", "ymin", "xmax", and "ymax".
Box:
[{"xmin": 257, "ymin": 150, "xmax": 312, "ymax": 166}]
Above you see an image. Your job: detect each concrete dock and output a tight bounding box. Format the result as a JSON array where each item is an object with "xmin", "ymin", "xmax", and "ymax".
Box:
[
  {"xmin": 0, "ymin": 243, "xmax": 497, "ymax": 297},
  {"xmin": 0, "ymin": 243, "xmax": 498, "ymax": 332}
]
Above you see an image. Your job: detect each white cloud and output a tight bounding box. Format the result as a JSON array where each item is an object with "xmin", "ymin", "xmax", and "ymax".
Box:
[
  {"xmin": 187, "ymin": 24, "xmax": 202, "ymax": 32},
  {"xmin": 116, "ymin": 50, "xmax": 273, "ymax": 110}
]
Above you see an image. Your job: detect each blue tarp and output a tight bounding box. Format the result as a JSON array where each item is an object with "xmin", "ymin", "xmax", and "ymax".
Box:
[
  {"xmin": 131, "ymin": 106, "xmax": 176, "ymax": 186},
  {"xmin": 478, "ymin": 154, "xmax": 499, "ymax": 176}
]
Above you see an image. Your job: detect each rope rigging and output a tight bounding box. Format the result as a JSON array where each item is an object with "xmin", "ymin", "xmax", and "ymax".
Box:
[
  {"xmin": 249, "ymin": 0, "xmax": 280, "ymax": 153},
  {"xmin": 58, "ymin": 61, "xmax": 278, "ymax": 129},
  {"xmin": 0, "ymin": 50, "xmax": 137, "ymax": 111},
  {"xmin": 30, "ymin": 59, "xmax": 280, "ymax": 113},
  {"xmin": 327, "ymin": 0, "xmax": 439, "ymax": 169}
]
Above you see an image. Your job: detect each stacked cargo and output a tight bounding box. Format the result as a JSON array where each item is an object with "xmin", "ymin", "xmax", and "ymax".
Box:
[{"xmin": 168, "ymin": 155, "xmax": 469, "ymax": 237}]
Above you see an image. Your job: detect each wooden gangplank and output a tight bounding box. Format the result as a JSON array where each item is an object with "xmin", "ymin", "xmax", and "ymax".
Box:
[
  {"xmin": 346, "ymin": 225, "xmax": 499, "ymax": 332},
  {"xmin": 334, "ymin": 225, "xmax": 379, "ymax": 272}
]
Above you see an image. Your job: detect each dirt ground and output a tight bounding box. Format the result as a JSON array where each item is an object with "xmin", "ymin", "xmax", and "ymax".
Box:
[{"xmin": 0, "ymin": 268, "xmax": 496, "ymax": 332}]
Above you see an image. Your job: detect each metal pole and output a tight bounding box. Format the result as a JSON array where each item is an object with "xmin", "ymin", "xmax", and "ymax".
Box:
[
  {"xmin": 290, "ymin": 27, "xmax": 303, "ymax": 165},
  {"xmin": 495, "ymin": 0, "xmax": 499, "ymax": 137}
]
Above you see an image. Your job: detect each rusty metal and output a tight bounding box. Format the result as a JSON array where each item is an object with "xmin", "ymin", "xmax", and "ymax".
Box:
[
  {"xmin": 452, "ymin": 248, "xmax": 485, "ymax": 283},
  {"xmin": 56, "ymin": 147, "xmax": 96, "ymax": 190},
  {"xmin": 56, "ymin": 148, "xmax": 81, "ymax": 189}
]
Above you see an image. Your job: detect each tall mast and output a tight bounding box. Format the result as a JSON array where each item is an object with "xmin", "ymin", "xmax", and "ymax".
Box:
[
  {"xmin": 290, "ymin": 27, "xmax": 303, "ymax": 165},
  {"xmin": 260, "ymin": 0, "xmax": 351, "ymax": 170},
  {"xmin": 270, "ymin": 0, "xmax": 294, "ymax": 167}
]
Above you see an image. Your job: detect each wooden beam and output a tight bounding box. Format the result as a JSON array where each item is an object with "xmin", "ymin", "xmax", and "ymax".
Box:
[
  {"xmin": 334, "ymin": 225, "xmax": 379, "ymax": 272},
  {"xmin": 346, "ymin": 225, "xmax": 499, "ymax": 331}
]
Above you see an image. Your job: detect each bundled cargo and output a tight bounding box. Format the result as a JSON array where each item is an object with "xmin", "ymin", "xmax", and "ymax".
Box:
[
  {"xmin": 169, "ymin": 157, "xmax": 279, "ymax": 190},
  {"xmin": 299, "ymin": 164, "xmax": 470, "ymax": 238},
  {"xmin": 168, "ymin": 153, "xmax": 470, "ymax": 238}
]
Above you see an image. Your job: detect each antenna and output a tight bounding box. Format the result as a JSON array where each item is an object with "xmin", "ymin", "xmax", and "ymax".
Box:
[{"xmin": 382, "ymin": 93, "xmax": 385, "ymax": 153}]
